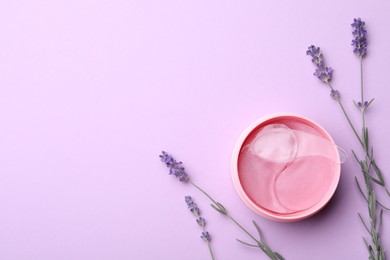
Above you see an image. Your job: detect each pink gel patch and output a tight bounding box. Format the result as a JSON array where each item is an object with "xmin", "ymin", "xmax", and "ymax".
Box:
[{"xmin": 274, "ymin": 157, "xmax": 336, "ymax": 212}]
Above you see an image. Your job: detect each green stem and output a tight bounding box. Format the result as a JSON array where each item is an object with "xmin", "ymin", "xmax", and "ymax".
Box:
[
  {"xmin": 360, "ymin": 57, "xmax": 367, "ymax": 157},
  {"xmin": 189, "ymin": 180, "xmax": 281, "ymax": 260},
  {"xmin": 359, "ymin": 57, "xmax": 367, "ymax": 158},
  {"xmin": 188, "ymin": 182, "xmax": 217, "ymax": 260},
  {"xmin": 358, "ymin": 58, "xmax": 385, "ymax": 259},
  {"xmin": 327, "ymin": 82, "xmax": 363, "ymax": 146},
  {"xmin": 190, "ymin": 181, "xmax": 219, "ymax": 206},
  {"xmin": 227, "ymin": 215, "xmax": 259, "ymax": 243},
  {"xmin": 329, "ymin": 79, "xmax": 380, "ymax": 177},
  {"xmin": 202, "ymin": 225, "xmax": 215, "ymax": 260},
  {"xmin": 339, "ymin": 98, "xmax": 363, "ymax": 147},
  {"xmin": 190, "ymin": 181, "xmax": 258, "ymax": 242},
  {"xmin": 360, "ymin": 57, "xmax": 364, "ymax": 110},
  {"xmin": 207, "ymin": 240, "xmax": 214, "ymax": 260}
]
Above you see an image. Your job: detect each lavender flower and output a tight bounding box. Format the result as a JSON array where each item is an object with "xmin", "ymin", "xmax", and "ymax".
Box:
[
  {"xmin": 306, "ymin": 45, "xmax": 323, "ymax": 67},
  {"xmin": 306, "ymin": 45, "xmax": 333, "ymax": 82},
  {"xmin": 184, "ymin": 196, "xmax": 214, "ymax": 259},
  {"xmin": 197, "ymin": 217, "xmax": 206, "ymax": 227},
  {"xmin": 201, "ymin": 232, "xmax": 211, "ymax": 242},
  {"xmin": 306, "ymin": 45, "xmax": 340, "ymax": 101},
  {"xmin": 357, "ymin": 101, "xmax": 368, "ymax": 108},
  {"xmin": 185, "ymin": 195, "xmax": 193, "ymax": 205},
  {"xmin": 159, "ymin": 151, "xmax": 189, "ymax": 182},
  {"xmin": 306, "ymin": 19, "xmax": 388, "ymax": 259},
  {"xmin": 314, "ymin": 67, "xmax": 333, "ymax": 83},
  {"xmin": 185, "ymin": 195, "xmax": 201, "ymax": 217},
  {"xmin": 353, "ymin": 99, "xmax": 375, "ymax": 112},
  {"xmin": 160, "ymin": 151, "xmax": 283, "ymax": 259},
  {"xmin": 330, "ymin": 90, "xmax": 340, "ymax": 100},
  {"xmin": 351, "ymin": 18, "xmax": 367, "ymax": 57}
]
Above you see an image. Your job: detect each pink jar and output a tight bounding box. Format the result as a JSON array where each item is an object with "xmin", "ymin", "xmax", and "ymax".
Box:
[{"xmin": 231, "ymin": 113, "xmax": 342, "ymax": 222}]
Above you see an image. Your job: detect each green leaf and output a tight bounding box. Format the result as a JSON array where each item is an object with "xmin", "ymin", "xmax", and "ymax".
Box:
[
  {"xmin": 372, "ymin": 160, "xmax": 385, "ymax": 186},
  {"xmin": 363, "ymin": 127, "xmax": 369, "ymax": 151},
  {"xmin": 274, "ymin": 252, "xmax": 285, "ymax": 260},
  {"xmin": 216, "ymin": 202, "xmax": 227, "ymax": 213},
  {"xmin": 367, "ymin": 147, "xmax": 374, "ymax": 172},
  {"xmin": 236, "ymin": 239, "xmax": 259, "ymax": 248},
  {"xmin": 363, "ymin": 237, "xmax": 370, "ymax": 250},
  {"xmin": 358, "ymin": 213, "xmax": 370, "ymax": 234},
  {"xmin": 378, "ymin": 209, "xmax": 384, "ymax": 233},
  {"xmin": 371, "ymin": 228, "xmax": 378, "ymax": 248},
  {"xmin": 351, "ymin": 149, "xmax": 360, "ymax": 161},
  {"xmin": 353, "ymin": 99, "xmax": 359, "ymax": 109},
  {"xmin": 376, "ymin": 200, "xmax": 390, "ymax": 211},
  {"xmin": 355, "ymin": 177, "xmax": 368, "ymax": 203},
  {"xmin": 368, "ymin": 192, "xmax": 376, "ymax": 225},
  {"xmin": 252, "ymin": 220, "xmax": 264, "ymax": 242},
  {"xmin": 368, "ymin": 245, "xmax": 375, "ymax": 259},
  {"xmin": 366, "ymin": 98, "xmax": 375, "ymax": 109},
  {"xmin": 258, "ymin": 241, "xmax": 278, "ymax": 260},
  {"xmin": 369, "ymin": 175, "xmax": 385, "ymax": 186},
  {"xmin": 359, "ymin": 164, "xmax": 373, "ymax": 191},
  {"xmin": 363, "ymin": 237, "xmax": 375, "ymax": 259},
  {"xmin": 355, "ymin": 178, "xmax": 390, "ymax": 210},
  {"xmin": 378, "ymin": 246, "xmax": 385, "ymax": 260},
  {"xmin": 351, "ymin": 150, "xmax": 364, "ymax": 168},
  {"xmin": 211, "ymin": 204, "xmax": 227, "ymax": 215}
]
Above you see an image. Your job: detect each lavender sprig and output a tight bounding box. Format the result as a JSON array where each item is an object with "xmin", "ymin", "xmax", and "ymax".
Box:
[
  {"xmin": 306, "ymin": 45, "xmax": 333, "ymax": 83},
  {"xmin": 306, "ymin": 18, "xmax": 388, "ymax": 260},
  {"xmin": 184, "ymin": 196, "xmax": 214, "ymax": 259},
  {"xmin": 352, "ymin": 18, "xmax": 367, "ymax": 58},
  {"xmin": 160, "ymin": 151, "xmax": 189, "ymax": 182},
  {"xmin": 350, "ymin": 18, "xmax": 386, "ymax": 260},
  {"xmin": 159, "ymin": 151, "xmax": 284, "ymax": 260}
]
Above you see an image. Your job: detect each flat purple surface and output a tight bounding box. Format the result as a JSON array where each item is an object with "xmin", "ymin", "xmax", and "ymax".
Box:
[{"xmin": 1, "ymin": 1, "xmax": 390, "ymax": 259}]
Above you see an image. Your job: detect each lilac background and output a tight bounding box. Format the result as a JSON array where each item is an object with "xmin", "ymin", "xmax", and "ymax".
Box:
[{"xmin": 1, "ymin": 1, "xmax": 390, "ymax": 259}]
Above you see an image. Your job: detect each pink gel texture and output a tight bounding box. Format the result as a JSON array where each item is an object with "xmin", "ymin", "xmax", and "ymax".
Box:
[{"xmin": 238, "ymin": 120, "xmax": 338, "ymax": 215}]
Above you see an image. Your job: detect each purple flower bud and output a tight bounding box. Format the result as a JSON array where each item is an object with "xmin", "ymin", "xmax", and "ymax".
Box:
[
  {"xmin": 314, "ymin": 67, "xmax": 333, "ymax": 82},
  {"xmin": 184, "ymin": 196, "xmax": 212, "ymax": 243},
  {"xmin": 197, "ymin": 217, "xmax": 206, "ymax": 227},
  {"xmin": 178, "ymin": 174, "xmax": 189, "ymax": 182},
  {"xmin": 357, "ymin": 101, "xmax": 369, "ymax": 110},
  {"xmin": 159, "ymin": 151, "xmax": 172, "ymax": 165},
  {"xmin": 201, "ymin": 231, "xmax": 211, "ymax": 241},
  {"xmin": 185, "ymin": 196, "xmax": 193, "ymax": 204},
  {"xmin": 306, "ymin": 45, "xmax": 324, "ymax": 67},
  {"xmin": 351, "ymin": 18, "xmax": 365, "ymax": 30},
  {"xmin": 330, "ymin": 90, "xmax": 340, "ymax": 100},
  {"xmin": 351, "ymin": 18, "xmax": 367, "ymax": 57},
  {"xmin": 191, "ymin": 207, "xmax": 200, "ymax": 217},
  {"xmin": 307, "ymin": 45, "xmax": 333, "ymax": 83},
  {"xmin": 185, "ymin": 196, "xmax": 201, "ymax": 216},
  {"xmin": 160, "ymin": 151, "xmax": 189, "ymax": 182}
]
